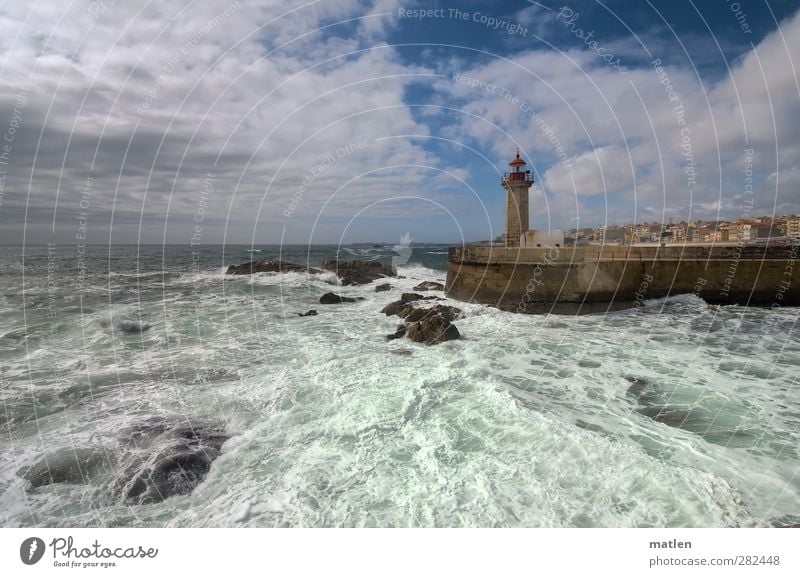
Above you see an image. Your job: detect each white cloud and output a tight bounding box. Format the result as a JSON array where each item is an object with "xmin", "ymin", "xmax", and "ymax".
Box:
[
  {"xmin": 0, "ymin": 0, "xmax": 442, "ymax": 243},
  {"xmin": 436, "ymin": 7, "xmax": 800, "ymax": 226},
  {"xmin": 1, "ymin": 0, "xmax": 798, "ymax": 244}
]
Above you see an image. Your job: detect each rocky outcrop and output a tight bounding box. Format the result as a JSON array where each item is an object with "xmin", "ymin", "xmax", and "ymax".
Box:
[
  {"xmin": 298, "ymin": 310, "xmax": 318, "ymax": 317},
  {"xmin": 401, "ymin": 292, "xmax": 430, "ymax": 303},
  {"xmin": 226, "ymin": 260, "xmax": 322, "ymax": 275},
  {"xmin": 227, "ymin": 259, "xmax": 396, "ymax": 285},
  {"xmin": 381, "ymin": 293, "xmax": 463, "ymax": 322},
  {"xmin": 375, "ymin": 283, "xmax": 392, "ymax": 292},
  {"xmin": 120, "ymin": 422, "xmax": 228, "ymax": 505},
  {"xmin": 413, "ymin": 281, "xmax": 445, "ymax": 291},
  {"xmin": 320, "ymin": 292, "xmax": 356, "ymax": 304},
  {"xmin": 400, "ymin": 304, "xmax": 462, "ymax": 323},
  {"xmin": 381, "ymin": 301, "xmax": 406, "ymax": 317},
  {"xmin": 382, "ymin": 297, "xmax": 463, "ymax": 345},
  {"xmin": 406, "ymin": 315, "xmax": 460, "ymax": 345},
  {"xmin": 380, "ymin": 293, "xmax": 437, "ymax": 315},
  {"xmin": 322, "ymin": 259, "xmax": 395, "ymax": 285}
]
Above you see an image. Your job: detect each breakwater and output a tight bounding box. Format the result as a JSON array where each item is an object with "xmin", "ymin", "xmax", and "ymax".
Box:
[{"xmin": 445, "ymin": 244, "xmax": 800, "ymax": 314}]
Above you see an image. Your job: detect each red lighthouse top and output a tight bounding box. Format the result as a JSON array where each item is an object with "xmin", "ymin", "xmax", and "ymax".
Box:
[
  {"xmin": 503, "ymin": 149, "xmax": 533, "ymax": 184},
  {"xmin": 509, "ymin": 150, "xmax": 526, "ymax": 166}
]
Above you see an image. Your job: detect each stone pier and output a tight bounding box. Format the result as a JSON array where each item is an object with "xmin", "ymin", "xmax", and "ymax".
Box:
[{"xmin": 445, "ymin": 244, "xmax": 800, "ymax": 314}]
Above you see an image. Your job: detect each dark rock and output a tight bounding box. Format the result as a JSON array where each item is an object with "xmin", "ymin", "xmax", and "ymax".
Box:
[
  {"xmin": 115, "ymin": 320, "xmax": 151, "ymax": 333},
  {"xmin": 124, "ymin": 419, "xmax": 172, "ymax": 445},
  {"xmin": 120, "ymin": 422, "xmax": 228, "ymax": 505},
  {"xmin": 380, "ymin": 293, "xmax": 431, "ymax": 316},
  {"xmin": 226, "ymin": 260, "xmax": 322, "ymax": 276},
  {"xmin": 390, "ymin": 349, "xmax": 414, "ymax": 356},
  {"xmin": 771, "ymin": 515, "xmax": 800, "ymax": 528},
  {"xmin": 401, "ymin": 308, "xmax": 430, "ymax": 323},
  {"xmin": 298, "ymin": 310, "xmax": 318, "ymax": 317},
  {"xmin": 321, "ymin": 259, "xmax": 395, "ymax": 285},
  {"xmin": 19, "ymin": 448, "xmax": 111, "ymax": 488},
  {"xmin": 400, "ymin": 304, "xmax": 463, "ymax": 323},
  {"xmin": 429, "ymin": 304, "xmax": 463, "ymax": 322},
  {"xmin": 320, "ymin": 292, "xmax": 356, "ymax": 304},
  {"xmin": 381, "ymin": 301, "xmax": 408, "ymax": 317},
  {"xmin": 406, "ymin": 315, "xmax": 460, "ymax": 345},
  {"xmin": 382, "ymin": 299, "xmax": 464, "ymax": 322},
  {"xmin": 400, "ymin": 293, "xmax": 426, "ymax": 303},
  {"xmin": 375, "ymin": 283, "xmax": 392, "ymax": 292},
  {"xmin": 413, "ymin": 281, "xmax": 445, "ymax": 291},
  {"xmin": 122, "ymin": 448, "xmax": 217, "ymax": 505}
]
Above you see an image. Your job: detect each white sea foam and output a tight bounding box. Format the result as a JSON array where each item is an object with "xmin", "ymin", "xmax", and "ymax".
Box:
[{"xmin": 1, "ymin": 251, "xmax": 798, "ymax": 528}]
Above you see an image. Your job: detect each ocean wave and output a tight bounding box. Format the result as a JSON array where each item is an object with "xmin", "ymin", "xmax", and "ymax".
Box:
[
  {"xmin": 2, "ymin": 245, "xmax": 798, "ymax": 528},
  {"xmin": 245, "ymin": 270, "xmax": 340, "ymax": 287},
  {"xmin": 641, "ymin": 293, "xmax": 708, "ymax": 309}
]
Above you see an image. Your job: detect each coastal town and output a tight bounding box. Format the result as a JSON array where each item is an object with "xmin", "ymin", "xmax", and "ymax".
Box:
[{"xmin": 564, "ymin": 215, "xmax": 800, "ymax": 245}]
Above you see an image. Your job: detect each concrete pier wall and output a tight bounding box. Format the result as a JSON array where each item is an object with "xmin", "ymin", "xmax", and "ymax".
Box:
[{"xmin": 445, "ymin": 244, "xmax": 800, "ymax": 314}]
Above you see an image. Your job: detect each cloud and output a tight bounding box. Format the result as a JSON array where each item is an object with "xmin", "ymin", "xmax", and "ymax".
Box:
[
  {"xmin": 0, "ymin": 0, "xmax": 444, "ymax": 243},
  {"xmin": 0, "ymin": 0, "xmax": 798, "ymax": 244},
  {"xmin": 436, "ymin": 6, "xmax": 800, "ymax": 227}
]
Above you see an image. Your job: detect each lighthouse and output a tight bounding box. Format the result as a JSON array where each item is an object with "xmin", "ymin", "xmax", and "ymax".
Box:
[{"xmin": 502, "ymin": 150, "xmax": 533, "ymax": 247}]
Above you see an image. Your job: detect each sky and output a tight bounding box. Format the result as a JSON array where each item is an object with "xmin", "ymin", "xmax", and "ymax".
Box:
[{"xmin": 0, "ymin": 0, "xmax": 798, "ymax": 245}]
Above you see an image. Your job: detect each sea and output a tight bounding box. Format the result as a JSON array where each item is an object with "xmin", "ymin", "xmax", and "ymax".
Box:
[{"xmin": 0, "ymin": 243, "xmax": 798, "ymax": 527}]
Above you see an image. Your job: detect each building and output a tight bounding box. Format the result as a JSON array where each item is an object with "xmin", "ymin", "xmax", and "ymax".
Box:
[
  {"xmin": 598, "ymin": 225, "xmax": 625, "ymax": 243},
  {"xmin": 736, "ymin": 221, "xmax": 754, "ymax": 242},
  {"xmin": 787, "ymin": 216, "xmax": 800, "ymax": 240}
]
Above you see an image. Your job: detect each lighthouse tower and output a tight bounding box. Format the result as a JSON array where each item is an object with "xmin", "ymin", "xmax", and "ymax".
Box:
[{"xmin": 502, "ymin": 150, "xmax": 534, "ymax": 247}]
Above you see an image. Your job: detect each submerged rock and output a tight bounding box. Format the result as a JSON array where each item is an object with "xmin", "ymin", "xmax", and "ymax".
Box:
[
  {"xmin": 375, "ymin": 283, "xmax": 392, "ymax": 292},
  {"xmin": 771, "ymin": 515, "xmax": 800, "ymax": 528},
  {"xmin": 298, "ymin": 310, "xmax": 318, "ymax": 317},
  {"xmin": 321, "ymin": 259, "xmax": 395, "ymax": 286},
  {"xmin": 19, "ymin": 448, "xmax": 111, "ymax": 488},
  {"xmin": 390, "ymin": 349, "xmax": 414, "ymax": 356},
  {"xmin": 226, "ymin": 260, "xmax": 322, "ymax": 275},
  {"xmin": 122, "ymin": 448, "xmax": 217, "ymax": 505},
  {"xmin": 320, "ymin": 292, "xmax": 356, "ymax": 304},
  {"xmin": 120, "ymin": 422, "xmax": 228, "ymax": 505},
  {"xmin": 115, "ymin": 319, "xmax": 151, "ymax": 333},
  {"xmin": 625, "ymin": 376, "xmax": 757, "ymax": 446},
  {"xmin": 413, "ymin": 281, "xmax": 445, "ymax": 291}
]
